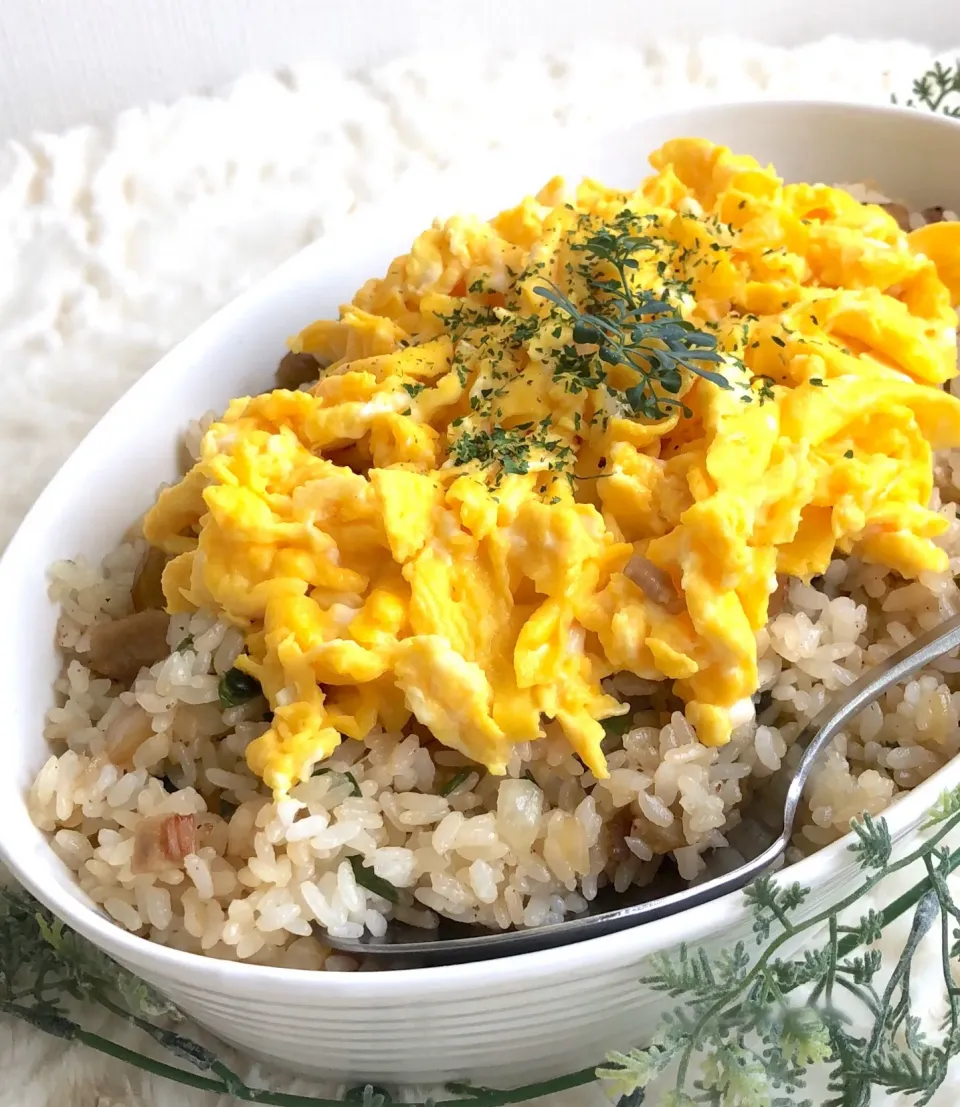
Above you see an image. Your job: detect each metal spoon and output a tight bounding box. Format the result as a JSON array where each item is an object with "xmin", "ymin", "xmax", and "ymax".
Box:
[{"xmin": 320, "ymin": 611, "xmax": 960, "ymax": 966}]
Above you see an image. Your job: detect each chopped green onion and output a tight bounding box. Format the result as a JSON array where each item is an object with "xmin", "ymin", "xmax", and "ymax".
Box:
[
  {"xmin": 601, "ymin": 713, "xmax": 634, "ymax": 753},
  {"xmin": 602, "ymin": 714, "xmax": 634, "ymax": 738},
  {"xmin": 347, "ymin": 856, "xmax": 398, "ymax": 904},
  {"xmin": 439, "ymin": 768, "xmax": 476, "ymax": 797},
  {"xmin": 218, "ymin": 668, "xmax": 262, "ymax": 709}
]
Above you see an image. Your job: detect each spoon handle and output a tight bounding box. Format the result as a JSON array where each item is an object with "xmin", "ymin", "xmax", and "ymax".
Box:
[
  {"xmin": 694, "ymin": 609, "xmax": 960, "ymax": 905},
  {"xmin": 780, "ymin": 609, "xmax": 960, "ymax": 846}
]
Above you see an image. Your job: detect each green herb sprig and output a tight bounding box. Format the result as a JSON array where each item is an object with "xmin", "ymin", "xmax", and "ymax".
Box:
[
  {"xmin": 598, "ymin": 795, "xmax": 960, "ymax": 1107},
  {"xmin": 892, "ymin": 58, "xmax": 960, "ymax": 118},
  {"xmin": 534, "ymin": 277, "xmax": 730, "ymax": 421},
  {"xmin": 531, "ymin": 209, "xmax": 734, "ymax": 422},
  {"xmin": 442, "ymin": 207, "xmax": 740, "ymax": 478}
]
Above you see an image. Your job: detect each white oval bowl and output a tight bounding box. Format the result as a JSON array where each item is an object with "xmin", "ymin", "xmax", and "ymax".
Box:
[{"xmin": 2, "ymin": 99, "xmax": 960, "ymax": 1087}]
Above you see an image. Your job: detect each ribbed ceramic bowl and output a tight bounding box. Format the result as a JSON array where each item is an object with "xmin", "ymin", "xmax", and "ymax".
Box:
[{"xmin": 2, "ymin": 100, "xmax": 960, "ymax": 1087}]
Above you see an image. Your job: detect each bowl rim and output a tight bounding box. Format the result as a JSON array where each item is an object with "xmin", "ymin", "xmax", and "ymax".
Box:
[{"xmin": 3, "ymin": 96, "xmax": 960, "ymax": 997}]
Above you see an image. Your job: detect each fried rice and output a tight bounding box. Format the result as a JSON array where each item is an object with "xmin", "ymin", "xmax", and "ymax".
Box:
[{"xmin": 27, "ymin": 198, "xmax": 960, "ymax": 972}]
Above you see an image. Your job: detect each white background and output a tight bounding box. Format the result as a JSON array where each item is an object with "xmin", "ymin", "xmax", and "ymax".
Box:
[{"xmin": 1, "ymin": 0, "xmax": 959, "ymax": 138}]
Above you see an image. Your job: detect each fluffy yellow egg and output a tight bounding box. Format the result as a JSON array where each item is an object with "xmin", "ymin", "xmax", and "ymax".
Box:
[{"xmin": 143, "ymin": 138, "xmax": 960, "ymax": 795}]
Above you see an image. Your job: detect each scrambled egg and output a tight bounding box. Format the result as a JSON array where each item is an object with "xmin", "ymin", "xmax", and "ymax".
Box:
[{"xmin": 144, "ymin": 138, "xmax": 960, "ymax": 795}]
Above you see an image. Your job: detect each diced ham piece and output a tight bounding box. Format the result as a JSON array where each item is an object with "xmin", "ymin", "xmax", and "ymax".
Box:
[
  {"xmin": 132, "ymin": 814, "xmax": 198, "ymax": 874},
  {"xmin": 624, "ymin": 555, "xmax": 684, "ymax": 614}
]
